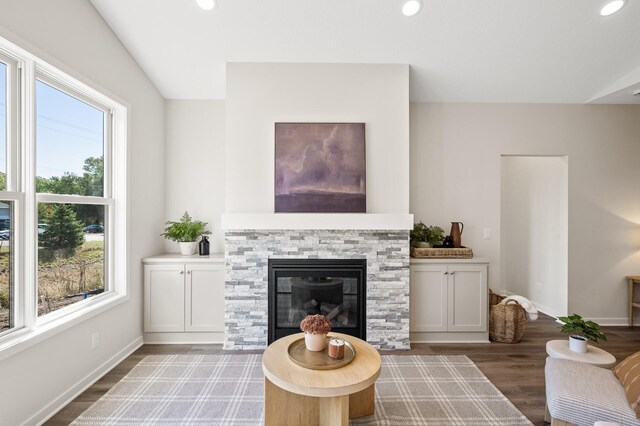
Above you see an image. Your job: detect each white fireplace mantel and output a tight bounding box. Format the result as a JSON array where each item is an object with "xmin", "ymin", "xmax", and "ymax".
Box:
[{"xmin": 221, "ymin": 213, "xmax": 414, "ymax": 230}]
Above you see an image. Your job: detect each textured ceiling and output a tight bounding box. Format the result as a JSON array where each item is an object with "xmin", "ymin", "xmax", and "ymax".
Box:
[{"xmin": 90, "ymin": 0, "xmax": 640, "ymax": 103}]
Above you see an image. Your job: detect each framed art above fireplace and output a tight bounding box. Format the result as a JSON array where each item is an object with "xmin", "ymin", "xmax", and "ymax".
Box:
[{"xmin": 274, "ymin": 122, "xmax": 366, "ymax": 213}]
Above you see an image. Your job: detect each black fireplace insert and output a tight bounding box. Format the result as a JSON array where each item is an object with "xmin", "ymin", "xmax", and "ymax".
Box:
[{"xmin": 268, "ymin": 259, "xmax": 366, "ymax": 344}]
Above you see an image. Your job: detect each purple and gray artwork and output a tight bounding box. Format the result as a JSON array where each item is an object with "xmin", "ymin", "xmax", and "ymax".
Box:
[{"xmin": 275, "ymin": 123, "xmax": 366, "ymax": 213}]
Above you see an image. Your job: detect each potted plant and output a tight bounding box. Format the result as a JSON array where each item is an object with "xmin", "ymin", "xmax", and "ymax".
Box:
[
  {"xmin": 300, "ymin": 314, "xmax": 332, "ymax": 351},
  {"xmin": 558, "ymin": 314, "xmax": 607, "ymax": 354},
  {"xmin": 410, "ymin": 222, "xmax": 445, "ymax": 248},
  {"xmin": 161, "ymin": 212, "xmax": 211, "ymax": 256}
]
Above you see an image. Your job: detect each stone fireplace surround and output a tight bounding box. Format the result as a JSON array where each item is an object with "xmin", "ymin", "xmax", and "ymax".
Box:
[{"xmin": 224, "ymin": 225, "xmax": 411, "ymax": 350}]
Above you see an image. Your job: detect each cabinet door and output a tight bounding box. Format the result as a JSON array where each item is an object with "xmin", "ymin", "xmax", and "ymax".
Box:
[
  {"xmin": 185, "ymin": 264, "xmax": 225, "ymax": 332},
  {"xmin": 447, "ymin": 265, "xmax": 488, "ymax": 332},
  {"xmin": 144, "ymin": 264, "xmax": 185, "ymax": 332},
  {"xmin": 410, "ymin": 265, "xmax": 448, "ymax": 332}
]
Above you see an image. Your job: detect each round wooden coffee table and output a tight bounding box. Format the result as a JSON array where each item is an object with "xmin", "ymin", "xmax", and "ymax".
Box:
[{"xmin": 262, "ymin": 332, "xmax": 381, "ymax": 426}]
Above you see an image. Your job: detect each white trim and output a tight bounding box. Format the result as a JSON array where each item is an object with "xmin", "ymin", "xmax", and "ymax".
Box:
[
  {"xmin": 221, "ymin": 213, "xmax": 414, "ymax": 230},
  {"xmin": 36, "ymin": 194, "xmax": 112, "ymax": 205},
  {"xmin": 24, "ymin": 336, "xmax": 142, "ymax": 426},
  {"xmin": 587, "ymin": 317, "xmax": 632, "ymax": 326},
  {"xmin": 409, "ymin": 331, "xmax": 490, "ymax": 343},
  {"xmin": 143, "ymin": 332, "xmax": 224, "ymax": 344}
]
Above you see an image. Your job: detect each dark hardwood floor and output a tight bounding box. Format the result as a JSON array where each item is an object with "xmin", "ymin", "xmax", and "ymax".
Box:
[{"xmin": 46, "ymin": 313, "xmax": 640, "ymax": 425}]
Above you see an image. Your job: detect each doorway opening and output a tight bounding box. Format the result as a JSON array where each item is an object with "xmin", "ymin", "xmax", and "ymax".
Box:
[{"xmin": 500, "ymin": 156, "xmax": 568, "ymax": 317}]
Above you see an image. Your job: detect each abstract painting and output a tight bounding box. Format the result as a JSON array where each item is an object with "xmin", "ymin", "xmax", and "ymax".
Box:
[{"xmin": 275, "ymin": 123, "xmax": 366, "ymax": 213}]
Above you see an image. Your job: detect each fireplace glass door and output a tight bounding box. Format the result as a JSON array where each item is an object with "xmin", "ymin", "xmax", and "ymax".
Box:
[{"xmin": 268, "ymin": 259, "xmax": 366, "ymax": 343}]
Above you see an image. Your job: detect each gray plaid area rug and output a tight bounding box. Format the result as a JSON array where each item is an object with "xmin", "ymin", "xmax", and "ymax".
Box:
[{"xmin": 72, "ymin": 354, "xmax": 532, "ymax": 426}]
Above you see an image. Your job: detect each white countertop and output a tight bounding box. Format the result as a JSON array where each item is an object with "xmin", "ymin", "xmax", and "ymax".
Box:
[
  {"xmin": 142, "ymin": 253, "xmax": 225, "ymax": 264},
  {"xmin": 410, "ymin": 257, "xmax": 490, "ymax": 264}
]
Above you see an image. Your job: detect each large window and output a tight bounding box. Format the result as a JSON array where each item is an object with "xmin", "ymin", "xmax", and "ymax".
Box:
[
  {"xmin": 0, "ymin": 55, "xmax": 16, "ymax": 333},
  {"xmin": 36, "ymin": 80, "xmax": 109, "ymax": 316},
  {"xmin": 0, "ymin": 35, "xmax": 127, "ymax": 349}
]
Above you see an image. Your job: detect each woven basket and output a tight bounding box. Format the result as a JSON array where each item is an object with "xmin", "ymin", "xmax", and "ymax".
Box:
[
  {"xmin": 489, "ymin": 300, "xmax": 527, "ymax": 343},
  {"xmin": 410, "ymin": 247, "xmax": 473, "ymax": 259},
  {"xmin": 488, "ymin": 289, "xmax": 505, "ymax": 306}
]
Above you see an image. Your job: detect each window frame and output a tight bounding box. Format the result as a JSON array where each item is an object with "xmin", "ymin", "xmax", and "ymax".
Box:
[
  {"xmin": 34, "ymin": 72, "xmax": 114, "ymax": 325},
  {"xmin": 0, "ymin": 34, "xmax": 128, "ymax": 360},
  {"xmin": 0, "ymin": 49, "xmax": 22, "ymax": 336}
]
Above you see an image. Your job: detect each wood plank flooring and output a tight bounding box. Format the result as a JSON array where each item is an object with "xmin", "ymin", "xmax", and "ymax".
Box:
[{"xmin": 46, "ymin": 313, "xmax": 640, "ymax": 425}]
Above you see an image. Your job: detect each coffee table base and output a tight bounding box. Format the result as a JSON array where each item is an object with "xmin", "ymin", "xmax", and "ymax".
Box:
[{"xmin": 264, "ymin": 377, "xmax": 375, "ymax": 426}]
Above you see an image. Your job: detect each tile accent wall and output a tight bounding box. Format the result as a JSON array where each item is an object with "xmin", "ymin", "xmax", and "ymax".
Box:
[{"xmin": 224, "ymin": 230, "xmax": 410, "ymax": 350}]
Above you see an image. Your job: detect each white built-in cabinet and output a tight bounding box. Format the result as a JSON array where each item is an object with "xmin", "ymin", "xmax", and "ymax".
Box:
[
  {"xmin": 143, "ymin": 254, "xmax": 225, "ymax": 343},
  {"xmin": 410, "ymin": 258, "xmax": 489, "ymax": 343}
]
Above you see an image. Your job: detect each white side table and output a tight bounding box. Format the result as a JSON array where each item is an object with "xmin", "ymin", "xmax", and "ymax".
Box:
[{"xmin": 546, "ymin": 340, "xmax": 616, "ymax": 368}]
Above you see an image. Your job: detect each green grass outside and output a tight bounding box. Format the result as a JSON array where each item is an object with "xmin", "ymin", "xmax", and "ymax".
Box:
[{"xmin": 0, "ymin": 239, "xmax": 105, "ymax": 327}]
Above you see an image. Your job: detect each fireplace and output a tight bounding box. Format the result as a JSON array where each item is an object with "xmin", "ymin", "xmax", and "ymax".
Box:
[{"xmin": 268, "ymin": 259, "xmax": 366, "ymax": 344}]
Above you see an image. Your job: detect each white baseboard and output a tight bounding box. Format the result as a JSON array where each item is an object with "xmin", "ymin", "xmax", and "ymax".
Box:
[
  {"xmin": 143, "ymin": 332, "xmax": 224, "ymax": 344},
  {"xmin": 410, "ymin": 331, "xmax": 489, "ymax": 343},
  {"xmin": 587, "ymin": 317, "xmax": 631, "ymax": 326},
  {"xmin": 28, "ymin": 336, "xmax": 143, "ymax": 426}
]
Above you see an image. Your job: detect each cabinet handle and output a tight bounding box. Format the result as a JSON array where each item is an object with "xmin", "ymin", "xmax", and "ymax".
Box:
[
  {"xmin": 187, "ymin": 270, "xmax": 191, "ymax": 275},
  {"xmin": 444, "ymin": 271, "xmax": 448, "ymax": 275},
  {"xmin": 450, "ymin": 272, "xmax": 455, "ymax": 275},
  {"xmin": 179, "ymin": 271, "xmax": 184, "ymax": 275}
]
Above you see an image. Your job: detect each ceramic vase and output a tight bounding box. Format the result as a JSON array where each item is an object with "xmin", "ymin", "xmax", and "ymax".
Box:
[
  {"xmin": 179, "ymin": 242, "xmax": 197, "ymax": 256},
  {"xmin": 304, "ymin": 332, "xmax": 327, "ymax": 351},
  {"xmin": 569, "ymin": 335, "xmax": 588, "ymax": 353}
]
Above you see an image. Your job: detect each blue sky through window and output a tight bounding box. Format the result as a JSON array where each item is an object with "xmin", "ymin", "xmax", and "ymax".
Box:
[{"xmin": 36, "ymin": 80, "xmax": 103, "ymax": 179}]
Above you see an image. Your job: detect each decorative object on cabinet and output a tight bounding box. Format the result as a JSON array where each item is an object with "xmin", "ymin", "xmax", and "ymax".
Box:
[
  {"xmin": 449, "ymin": 222, "xmax": 464, "ymax": 248},
  {"xmin": 274, "ymin": 122, "xmax": 366, "ymax": 213},
  {"xmin": 410, "ymin": 222, "xmax": 445, "ymax": 248},
  {"xmin": 198, "ymin": 236, "xmax": 210, "ymax": 256},
  {"xmin": 557, "ymin": 313, "xmax": 607, "ymax": 354},
  {"xmin": 410, "ymin": 246, "xmax": 473, "ymax": 258},
  {"xmin": 161, "ymin": 212, "xmax": 211, "ymax": 255}
]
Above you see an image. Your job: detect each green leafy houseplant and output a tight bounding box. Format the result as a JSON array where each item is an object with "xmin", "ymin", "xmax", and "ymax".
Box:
[
  {"xmin": 410, "ymin": 222, "xmax": 445, "ymax": 247},
  {"xmin": 558, "ymin": 314, "xmax": 607, "ymax": 343},
  {"xmin": 161, "ymin": 212, "xmax": 211, "ymax": 243}
]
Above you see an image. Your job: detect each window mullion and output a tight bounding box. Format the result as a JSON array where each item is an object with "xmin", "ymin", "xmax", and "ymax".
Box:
[{"xmin": 21, "ymin": 58, "xmax": 36, "ymax": 330}]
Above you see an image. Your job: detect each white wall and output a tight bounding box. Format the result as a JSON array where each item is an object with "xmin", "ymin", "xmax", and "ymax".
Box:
[
  {"xmin": 501, "ymin": 156, "xmax": 568, "ymax": 316},
  {"xmin": 225, "ymin": 63, "xmax": 410, "ymax": 214},
  {"xmin": 0, "ymin": 1, "xmax": 165, "ymax": 424},
  {"xmin": 410, "ymin": 102, "xmax": 640, "ymax": 324},
  {"xmin": 164, "ymin": 100, "xmax": 225, "ymax": 253}
]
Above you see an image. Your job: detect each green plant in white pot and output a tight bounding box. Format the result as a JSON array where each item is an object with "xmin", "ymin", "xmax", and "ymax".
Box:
[
  {"xmin": 558, "ymin": 314, "xmax": 607, "ymax": 354},
  {"xmin": 161, "ymin": 212, "xmax": 211, "ymax": 255}
]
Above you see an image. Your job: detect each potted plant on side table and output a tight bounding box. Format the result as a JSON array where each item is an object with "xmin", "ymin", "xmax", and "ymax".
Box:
[
  {"xmin": 558, "ymin": 313, "xmax": 607, "ymax": 354},
  {"xmin": 161, "ymin": 212, "xmax": 211, "ymax": 256}
]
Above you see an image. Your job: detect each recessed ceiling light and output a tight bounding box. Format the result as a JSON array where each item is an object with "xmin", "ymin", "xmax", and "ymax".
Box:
[
  {"xmin": 196, "ymin": 0, "xmax": 217, "ymax": 11},
  {"xmin": 600, "ymin": 0, "xmax": 624, "ymax": 16},
  {"xmin": 402, "ymin": 0, "xmax": 423, "ymax": 17}
]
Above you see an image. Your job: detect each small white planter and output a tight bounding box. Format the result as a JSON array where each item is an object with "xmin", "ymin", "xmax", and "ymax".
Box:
[
  {"xmin": 569, "ymin": 335, "xmax": 588, "ymax": 353},
  {"xmin": 179, "ymin": 242, "xmax": 197, "ymax": 256},
  {"xmin": 304, "ymin": 332, "xmax": 327, "ymax": 351}
]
